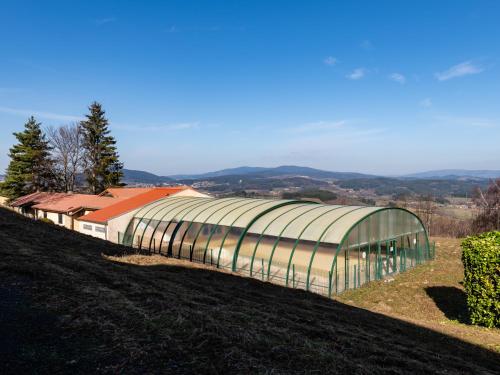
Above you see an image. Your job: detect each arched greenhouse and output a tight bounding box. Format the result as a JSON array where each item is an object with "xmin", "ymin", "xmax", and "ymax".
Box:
[{"xmin": 121, "ymin": 196, "xmax": 432, "ymax": 297}]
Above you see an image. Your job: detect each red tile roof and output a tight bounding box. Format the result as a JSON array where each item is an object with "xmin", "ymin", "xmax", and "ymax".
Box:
[
  {"xmin": 32, "ymin": 194, "xmax": 121, "ymax": 214},
  {"xmin": 11, "ymin": 192, "xmax": 67, "ymax": 207},
  {"xmin": 100, "ymin": 187, "xmax": 154, "ymax": 199},
  {"xmin": 77, "ymin": 187, "xmax": 189, "ymax": 224}
]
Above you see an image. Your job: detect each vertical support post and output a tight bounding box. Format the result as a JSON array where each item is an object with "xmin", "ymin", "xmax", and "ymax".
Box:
[
  {"xmin": 292, "ymin": 264, "xmax": 296, "ymax": 288},
  {"xmin": 328, "ymin": 270, "xmax": 333, "ymax": 298},
  {"xmin": 261, "ymin": 258, "xmax": 265, "ymax": 281},
  {"xmin": 353, "ymin": 265, "xmax": 357, "ymax": 289}
]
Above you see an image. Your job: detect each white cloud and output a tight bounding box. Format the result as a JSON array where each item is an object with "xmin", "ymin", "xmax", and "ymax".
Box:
[
  {"xmin": 420, "ymin": 98, "xmax": 432, "ymax": 107},
  {"xmin": 435, "ymin": 61, "xmax": 483, "ymax": 81},
  {"xmin": 323, "ymin": 56, "xmax": 338, "ymax": 66},
  {"xmin": 347, "ymin": 68, "xmax": 366, "ymax": 80},
  {"xmin": 0, "ymin": 106, "xmax": 83, "ymax": 122},
  {"xmin": 435, "ymin": 115, "xmax": 497, "ymax": 128},
  {"xmin": 95, "ymin": 17, "xmax": 116, "ymax": 25},
  {"xmin": 289, "ymin": 120, "xmax": 346, "ymax": 133},
  {"xmin": 389, "ymin": 73, "xmax": 406, "ymax": 84}
]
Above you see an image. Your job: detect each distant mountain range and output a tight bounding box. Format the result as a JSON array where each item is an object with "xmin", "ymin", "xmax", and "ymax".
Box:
[
  {"xmin": 169, "ymin": 165, "xmax": 375, "ymax": 180},
  {"xmin": 403, "ymin": 169, "xmax": 500, "ymax": 179},
  {"xmin": 123, "ymin": 166, "xmax": 500, "ymax": 185}
]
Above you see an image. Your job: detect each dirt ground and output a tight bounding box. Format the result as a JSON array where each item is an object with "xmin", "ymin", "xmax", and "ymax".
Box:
[{"xmin": 0, "ymin": 208, "xmax": 499, "ymax": 374}]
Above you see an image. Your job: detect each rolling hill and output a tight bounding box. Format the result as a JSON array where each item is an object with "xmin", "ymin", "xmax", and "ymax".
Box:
[
  {"xmin": 1, "ymin": 208, "xmax": 499, "ymax": 373},
  {"xmin": 404, "ymin": 169, "xmax": 500, "ymax": 179},
  {"xmin": 170, "ymin": 165, "xmax": 376, "ymax": 180}
]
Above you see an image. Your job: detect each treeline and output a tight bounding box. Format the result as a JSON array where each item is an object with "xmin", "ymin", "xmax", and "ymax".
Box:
[
  {"xmin": 0, "ymin": 102, "xmax": 122, "ymax": 200},
  {"xmin": 392, "ymin": 182, "xmax": 500, "ymax": 237}
]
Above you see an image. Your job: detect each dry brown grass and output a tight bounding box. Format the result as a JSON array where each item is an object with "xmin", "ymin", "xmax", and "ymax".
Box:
[{"xmin": 1, "ymin": 208, "xmax": 499, "ymax": 374}]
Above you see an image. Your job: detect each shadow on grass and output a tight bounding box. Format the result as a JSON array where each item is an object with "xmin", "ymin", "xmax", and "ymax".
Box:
[
  {"xmin": 425, "ymin": 286, "xmax": 470, "ymax": 324},
  {"xmin": 1, "ymin": 207, "xmax": 499, "ymax": 374}
]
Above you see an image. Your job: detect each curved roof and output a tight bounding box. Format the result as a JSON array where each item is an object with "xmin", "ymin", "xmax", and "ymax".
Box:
[{"xmin": 129, "ymin": 196, "xmax": 388, "ymax": 245}]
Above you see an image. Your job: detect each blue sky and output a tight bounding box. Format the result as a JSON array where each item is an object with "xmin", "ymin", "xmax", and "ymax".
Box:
[{"xmin": 1, "ymin": 1, "xmax": 499, "ymax": 175}]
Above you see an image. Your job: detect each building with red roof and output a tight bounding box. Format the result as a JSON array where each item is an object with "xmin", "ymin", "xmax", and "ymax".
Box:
[{"xmin": 76, "ymin": 186, "xmax": 209, "ymax": 241}]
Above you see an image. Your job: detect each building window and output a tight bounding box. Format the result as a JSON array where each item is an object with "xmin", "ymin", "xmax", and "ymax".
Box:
[
  {"xmin": 95, "ymin": 226, "xmax": 106, "ymax": 233},
  {"xmin": 43, "ymin": 211, "xmax": 47, "ymax": 219},
  {"xmin": 58, "ymin": 213, "xmax": 63, "ymax": 224}
]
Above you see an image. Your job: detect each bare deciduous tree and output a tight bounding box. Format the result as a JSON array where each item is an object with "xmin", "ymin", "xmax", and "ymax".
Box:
[
  {"xmin": 47, "ymin": 123, "xmax": 84, "ymax": 192},
  {"xmin": 473, "ymin": 179, "xmax": 500, "ymax": 232},
  {"xmin": 416, "ymin": 194, "xmax": 437, "ymax": 236}
]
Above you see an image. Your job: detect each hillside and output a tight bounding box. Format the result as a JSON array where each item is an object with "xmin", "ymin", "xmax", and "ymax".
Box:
[
  {"xmin": 170, "ymin": 165, "xmax": 375, "ymax": 180},
  {"xmin": 404, "ymin": 169, "xmax": 500, "ymax": 179},
  {"xmin": 0, "ymin": 208, "xmax": 499, "ymax": 374}
]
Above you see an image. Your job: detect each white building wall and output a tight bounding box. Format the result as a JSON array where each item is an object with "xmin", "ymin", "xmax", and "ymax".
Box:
[
  {"xmin": 107, "ymin": 209, "xmax": 141, "ymax": 244},
  {"xmin": 77, "ymin": 220, "xmax": 107, "ymax": 240}
]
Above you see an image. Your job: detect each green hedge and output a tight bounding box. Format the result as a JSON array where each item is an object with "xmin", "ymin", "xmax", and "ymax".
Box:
[{"xmin": 461, "ymin": 232, "xmax": 500, "ymax": 328}]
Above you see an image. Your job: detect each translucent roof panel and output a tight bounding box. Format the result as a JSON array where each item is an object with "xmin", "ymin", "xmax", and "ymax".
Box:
[
  {"xmin": 128, "ymin": 196, "xmax": 424, "ymax": 247},
  {"xmin": 322, "ymin": 207, "xmax": 381, "ymax": 244}
]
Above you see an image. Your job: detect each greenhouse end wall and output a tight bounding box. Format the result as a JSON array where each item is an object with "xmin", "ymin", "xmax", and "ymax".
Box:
[{"xmin": 120, "ymin": 197, "xmax": 432, "ymax": 297}]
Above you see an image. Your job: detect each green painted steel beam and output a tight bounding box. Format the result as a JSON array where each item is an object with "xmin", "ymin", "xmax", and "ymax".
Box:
[
  {"xmin": 326, "ymin": 207, "xmax": 430, "ymax": 296},
  {"xmin": 175, "ymin": 198, "xmax": 235, "ymax": 258},
  {"xmin": 216, "ymin": 200, "xmax": 280, "ymax": 269},
  {"xmin": 248, "ymin": 204, "xmax": 311, "ymax": 276},
  {"xmin": 137, "ymin": 197, "xmax": 193, "ymax": 250},
  {"xmin": 187, "ymin": 199, "xmax": 250, "ymax": 261},
  {"xmin": 266, "ymin": 205, "xmax": 326, "ymax": 281},
  {"xmin": 202, "ymin": 199, "xmax": 263, "ymax": 264},
  {"xmin": 128, "ymin": 197, "xmax": 186, "ymax": 249},
  {"xmin": 304, "ymin": 207, "xmax": 364, "ymax": 291},
  {"xmin": 146, "ymin": 198, "xmax": 204, "ymax": 251},
  {"xmin": 157, "ymin": 199, "xmax": 216, "ymax": 256},
  {"xmin": 284, "ymin": 206, "xmax": 345, "ymax": 286}
]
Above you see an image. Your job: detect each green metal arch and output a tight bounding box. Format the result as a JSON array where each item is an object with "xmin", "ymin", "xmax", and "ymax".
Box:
[
  {"xmin": 284, "ymin": 206, "xmax": 346, "ymax": 286},
  {"xmin": 247, "ymin": 203, "xmax": 312, "ymax": 276},
  {"xmin": 325, "ymin": 207, "xmax": 430, "ymax": 295},
  {"xmin": 187, "ymin": 198, "xmax": 250, "ymax": 261},
  {"xmin": 201, "ymin": 199, "xmax": 265, "ymax": 264},
  {"xmin": 126, "ymin": 196, "xmax": 187, "ymax": 248},
  {"xmin": 304, "ymin": 206, "xmax": 366, "ymax": 291},
  {"xmin": 157, "ymin": 198, "xmax": 216, "ymax": 255},
  {"xmin": 265, "ymin": 204, "xmax": 326, "ymax": 281},
  {"xmin": 177, "ymin": 198, "xmax": 241, "ymax": 259},
  {"xmin": 216, "ymin": 200, "xmax": 279, "ymax": 269},
  {"xmin": 137, "ymin": 197, "xmax": 194, "ymax": 250},
  {"xmin": 230, "ymin": 200, "xmax": 305, "ymax": 271},
  {"xmin": 146, "ymin": 198, "xmax": 204, "ymax": 251}
]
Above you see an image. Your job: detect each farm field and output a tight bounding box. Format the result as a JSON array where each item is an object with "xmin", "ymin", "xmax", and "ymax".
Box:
[{"xmin": 0, "ymin": 207, "xmax": 498, "ymax": 374}]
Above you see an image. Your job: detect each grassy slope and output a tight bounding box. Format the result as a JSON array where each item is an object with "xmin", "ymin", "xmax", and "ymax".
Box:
[{"xmin": 0, "ymin": 208, "xmax": 499, "ymax": 374}]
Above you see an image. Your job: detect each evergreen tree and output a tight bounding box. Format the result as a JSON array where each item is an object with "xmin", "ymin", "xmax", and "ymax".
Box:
[
  {"xmin": 0, "ymin": 116, "xmax": 53, "ymax": 200},
  {"xmin": 80, "ymin": 102, "xmax": 123, "ymax": 194}
]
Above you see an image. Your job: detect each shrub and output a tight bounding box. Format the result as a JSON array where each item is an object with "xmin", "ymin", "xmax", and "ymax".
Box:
[
  {"xmin": 39, "ymin": 217, "xmax": 54, "ymax": 225},
  {"xmin": 461, "ymin": 231, "xmax": 500, "ymax": 328}
]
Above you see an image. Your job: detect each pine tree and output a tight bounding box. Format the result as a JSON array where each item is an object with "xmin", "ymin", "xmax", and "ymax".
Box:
[
  {"xmin": 0, "ymin": 116, "xmax": 54, "ymax": 200},
  {"xmin": 80, "ymin": 102, "xmax": 123, "ymax": 194}
]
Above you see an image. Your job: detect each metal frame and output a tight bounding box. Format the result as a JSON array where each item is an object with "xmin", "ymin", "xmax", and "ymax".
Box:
[
  {"xmin": 201, "ymin": 199, "xmax": 266, "ymax": 264},
  {"xmin": 283, "ymin": 206, "xmax": 346, "ymax": 286},
  {"xmin": 123, "ymin": 196, "xmax": 187, "ymax": 246},
  {"xmin": 215, "ymin": 200, "xmax": 285, "ymax": 269},
  {"xmin": 174, "ymin": 198, "xmax": 235, "ymax": 258},
  {"xmin": 304, "ymin": 206, "xmax": 365, "ymax": 291},
  {"xmin": 146, "ymin": 198, "xmax": 206, "ymax": 251},
  {"xmin": 157, "ymin": 198, "xmax": 217, "ymax": 256},
  {"xmin": 137, "ymin": 197, "xmax": 194, "ymax": 250},
  {"xmin": 265, "ymin": 205, "xmax": 327, "ymax": 281},
  {"xmin": 326, "ymin": 207, "xmax": 430, "ymax": 296},
  {"xmin": 247, "ymin": 203, "xmax": 313, "ymax": 276},
  {"xmin": 185, "ymin": 198, "xmax": 251, "ymax": 261}
]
